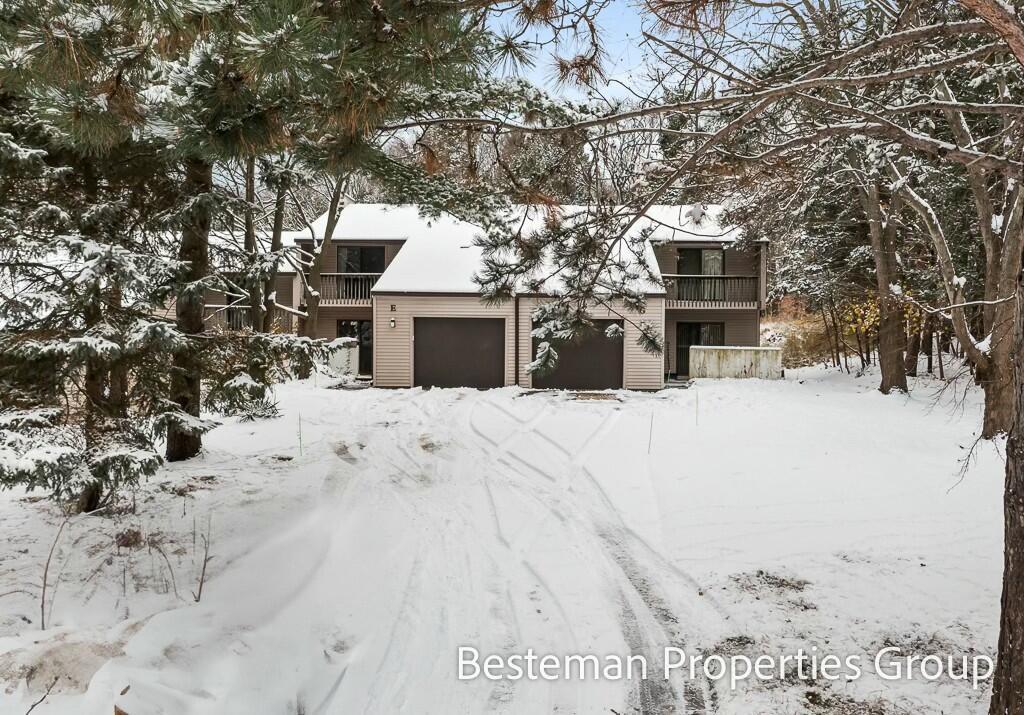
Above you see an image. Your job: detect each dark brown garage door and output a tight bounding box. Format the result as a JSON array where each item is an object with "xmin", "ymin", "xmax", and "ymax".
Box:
[
  {"xmin": 414, "ymin": 318, "xmax": 505, "ymax": 388},
  {"xmin": 532, "ymin": 319, "xmax": 624, "ymax": 390}
]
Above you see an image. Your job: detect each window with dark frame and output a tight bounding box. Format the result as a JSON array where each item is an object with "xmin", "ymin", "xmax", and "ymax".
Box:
[
  {"xmin": 337, "ymin": 245, "xmax": 386, "ymax": 274},
  {"xmin": 676, "ymin": 248, "xmax": 726, "ymax": 301},
  {"xmin": 676, "ymin": 248, "xmax": 724, "ymax": 276},
  {"xmin": 699, "ymin": 322, "xmax": 726, "ymax": 346}
]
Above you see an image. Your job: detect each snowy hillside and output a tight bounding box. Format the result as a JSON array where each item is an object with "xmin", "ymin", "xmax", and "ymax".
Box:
[{"xmin": 0, "ymin": 368, "xmax": 1003, "ymax": 714}]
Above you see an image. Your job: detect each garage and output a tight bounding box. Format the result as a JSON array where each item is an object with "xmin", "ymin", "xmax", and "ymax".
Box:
[
  {"xmin": 532, "ymin": 319, "xmax": 624, "ymax": 390},
  {"xmin": 413, "ymin": 317, "xmax": 505, "ymax": 388}
]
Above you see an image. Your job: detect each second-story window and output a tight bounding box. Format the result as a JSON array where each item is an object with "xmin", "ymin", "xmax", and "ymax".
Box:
[
  {"xmin": 677, "ymin": 248, "xmax": 725, "ymax": 301},
  {"xmin": 677, "ymin": 247, "xmax": 724, "ymax": 275},
  {"xmin": 338, "ymin": 245, "xmax": 386, "ymax": 273}
]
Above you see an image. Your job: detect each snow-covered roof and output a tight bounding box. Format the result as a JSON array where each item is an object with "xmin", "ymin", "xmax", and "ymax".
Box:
[
  {"xmin": 295, "ymin": 203, "xmax": 741, "ymax": 244},
  {"xmin": 298, "ymin": 203, "xmax": 742, "ymax": 295},
  {"xmin": 285, "ymin": 204, "xmax": 422, "ymax": 243},
  {"xmin": 369, "ymin": 209, "xmax": 490, "ymax": 293},
  {"xmin": 640, "ymin": 204, "xmax": 742, "ymax": 243}
]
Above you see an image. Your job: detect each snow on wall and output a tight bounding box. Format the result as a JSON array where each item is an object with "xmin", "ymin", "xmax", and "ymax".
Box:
[{"xmin": 329, "ymin": 344, "xmax": 358, "ymax": 375}]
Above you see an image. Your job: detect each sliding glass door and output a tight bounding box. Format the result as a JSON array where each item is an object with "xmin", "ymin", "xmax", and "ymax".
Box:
[{"xmin": 676, "ymin": 322, "xmax": 725, "ymax": 376}]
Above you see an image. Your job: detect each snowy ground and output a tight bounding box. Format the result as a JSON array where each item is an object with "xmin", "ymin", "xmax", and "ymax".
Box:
[{"xmin": 0, "ymin": 366, "xmax": 1004, "ymax": 715}]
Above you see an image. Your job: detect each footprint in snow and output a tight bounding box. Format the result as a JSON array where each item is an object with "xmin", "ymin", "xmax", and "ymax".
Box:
[{"xmin": 332, "ymin": 441, "xmax": 362, "ymax": 463}]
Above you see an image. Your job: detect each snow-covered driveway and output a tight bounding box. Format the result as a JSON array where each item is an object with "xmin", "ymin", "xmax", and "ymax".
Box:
[{"xmin": 0, "ymin": 369, "xmax": 1005, "ymax": 714}]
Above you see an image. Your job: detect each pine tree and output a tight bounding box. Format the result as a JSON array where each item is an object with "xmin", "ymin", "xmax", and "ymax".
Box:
[
  {"xmin": 1, "ymin": 0, "xmax": 563, "ymax": 489},
  {"xmin": 0, "ymin": 96, "xmax": 175, "ymax": 507},
  {"xmin": 0, "ymin": 1, "xmax": 341, "ymax": 499}
]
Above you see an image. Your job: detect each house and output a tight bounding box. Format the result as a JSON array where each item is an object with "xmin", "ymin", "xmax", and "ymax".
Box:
[{"xmin": 275, "ymin": 203, "xmax": 767, "ymax": 390}]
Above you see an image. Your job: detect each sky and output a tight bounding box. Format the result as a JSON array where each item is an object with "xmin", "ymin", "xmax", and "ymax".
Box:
[
  {"xmin": 495, "ymin": 1, "xmax": 653, "ymax": 101},
  {"xmin": 500, "ymin": 1, "xmax": 779, "ymax": 103}
]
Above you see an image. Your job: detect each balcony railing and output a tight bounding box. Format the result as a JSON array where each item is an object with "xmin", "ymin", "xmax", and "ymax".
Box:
[
  {"xmin": 203, "ymin": 305, "xmax": 296, "ymax": 333},
  {"xmin": 320, "ymin": 273, "xmax": 381, "ymax": 304},
  {"xmin": 663, "ymin": 275, "xmax": 759, "ymax": 307}
]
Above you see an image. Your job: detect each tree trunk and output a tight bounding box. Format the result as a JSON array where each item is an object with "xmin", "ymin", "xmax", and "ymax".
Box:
[
  {"xmin": 76, "ymin": 482, "xmax": 102, "ymax": 513},
  {"xmin": 904, "ymin": 325, "xmax": 921, "ymax": 377},
  {"xmin": 166, "ymin": 159, "xmax": 212, "ymax": 462},
  {"xmin": 876, "ymin": 305, "xmax": 907, "ymax": 392},
  {"xmin": 829, "ymin": 301, "xmax": 850, "ymax": 373},
  {"xmin": 261, "ymin": 176, "xmax": 289, "ymax": 333},
  {"xmin": 244, "ymin": 155, "xmax": 263, "ymax": 331},
  {"xmin": 296, "ymin": 179, "xmax": 346, "ymax": 378},
  {"xmin": 301, "ymin": 182, "xmax": 344, "ymax": 341},
  {"xmin": 989, "ymin": 277, "xmax": 1024, "ymax": 715},
  {"xmin": 83, "ymin": 338, "xmax": 106, "ymax": 418},
  {"xmin": 981, "ymin": 359, "xmax": 1016, "ymax": 439},
  {"xmin": 296, "ymin": 253, "xmax": 323, "ymax": 380},
  {"xmin": 980, "ymin": 221, "xmax": 1023, "ymax": 437},
  {"xmin": 80, "ymin": 158, "xmax": 106, "ymax": 439},
  {"xmin": 853, "ymin": 326, "xmax": 867, "ymax": 369},
  {"xmin": 859, "ymin": 183, "xmax": 908, "ymax": 394},
  {"xmin": 923, "ymin": 316, "xmax": 934, "ymax": 374},
  {"xmin": 821, "ymin": 306, "xmax": 837, "ymax": 367},
  {"xmin": 108, "ymin": 282, "xmax": 128, "ymax": 418},
  {"xmin": 937, "ymin": 329, "xmax": 946, "ymax": 379}
]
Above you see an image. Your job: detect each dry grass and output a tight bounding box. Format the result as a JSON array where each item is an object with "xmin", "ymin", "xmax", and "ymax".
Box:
[
  {"xmin": 803, "ymin": 689, "xmax": 909, "ymax": 714},
  {"xmin": 730, "ymin": 569, "xmax": 811, "ymax": 594},
  {"xmin": 763, "ymin": 316, "xmax": 838, "ymax": 368}
]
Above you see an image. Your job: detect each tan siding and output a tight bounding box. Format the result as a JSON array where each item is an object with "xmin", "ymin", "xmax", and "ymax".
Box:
[
  {"xmin": 517, "ymin": 298, "xmax": 534, "ymax": 387},
  {"xmin": 275, "ymin": 274, "xmax": 294, "ymax": 307},
  {"xmin": 297, "ymin": 240, "xmax": 404, "ymax": 275},
  {"xmin": 724, "ymin": 246, "xmax": 758, "ymax": 275},
  {"xmin": 154, "ymin": 299, "xmax": 176, "ymax": 321},
  {"xmin": 759, "ymin": 243, "xmax": 768, "ymax": 307},
  {"xmin": 653, "ymin": 244, "xmax": 676, "ymax": 275},
  {"xmin": 372, "ymin": 295, "xmax": 516, "ymax": 388},
  {"xmin": 664, "ymin": 309, "xmax": 760, "ymax": 374},
  {"xmin": 297, "ymin": 240, "xmax": 338, "ymax": 273},
  {"xmin": 204, "ymin": 274, "xmax": 294, "ymax": 307},
  {"xmin": 653, "ymin": 243, "xmax": 757, "ymax": 276},
  {"xmin": 624, "ymin": 297, "xmax": 665, "ymax": 390},
  {"xmin": 516, "ymin": 297, "xmax": 665, "ymax": 391},
  {"xmin": 314, "ymin": 306, "xmax": 372, "ymax": 339},
  {"xmin": 320, "ymin": 242, "xmax": 338, "ymax": 273},
  {"xmin": 204, "ymin": 287, "xmax": 237, "ymax": 305}
]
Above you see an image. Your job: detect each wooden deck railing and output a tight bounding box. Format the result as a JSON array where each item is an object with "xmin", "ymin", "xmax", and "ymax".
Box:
[
  {"xmin": 320, "ymin": 273, "xmax": 380, "ymax": 303},
  {"xmin": 662, "ymin": 275, "xmax": 759, "ymax": 306},
  {"xmin": 203, "ymin": 305, "xmax": 296, "ymax": 333}
]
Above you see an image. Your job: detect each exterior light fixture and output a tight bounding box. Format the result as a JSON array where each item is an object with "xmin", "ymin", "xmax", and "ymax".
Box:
[{"xmin": 389, "ymin": 318, "xmax": 396, "ymax": 328}]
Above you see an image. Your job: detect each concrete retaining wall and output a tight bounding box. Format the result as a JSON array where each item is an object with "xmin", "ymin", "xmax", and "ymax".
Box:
[{"xmin": 689, "ymin": 346, "xmax": 783, "ymax": 379}]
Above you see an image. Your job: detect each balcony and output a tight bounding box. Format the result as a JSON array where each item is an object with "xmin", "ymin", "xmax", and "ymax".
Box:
[
  {"xmin": 203, "ymin": 305, "xmax": 296, "ymax": 333},
  {"xmin": 662, "ymin": 275, "xmax": 759, "ymax": 309},
  {"xmin": 319, "ymin": 273, "xmax": 381, "ymax": 305}
]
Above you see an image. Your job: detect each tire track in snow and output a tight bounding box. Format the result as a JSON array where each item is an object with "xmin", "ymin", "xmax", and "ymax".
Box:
[
  {"xmin": 462, "ymin": 397, "xmax": 588, "ymax": 714},
  {"xmin": 469, "ymin": 398, "xmax": 655, "ymax": 713},
  {"xmin": 468, "ymin": 398, "xmax": 573, "ymax": 551},
  {"xmin": 363, "ymin": 392, "xmax": 726, "ymax": 713},
  {"xmin": 358, "ymin": 551, "xmax": 426, "ymax": 714},
  {"xmin": 353, "ymin": 394, "xmax": 558, "ymax": 713},
  {"xmin": 567, "ymin": 416, "xmax": 724, "ymax": 713},
  {"xmin": 468, "ymin": 394, "xmax": 729, "ymax": 713}
]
